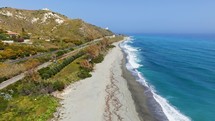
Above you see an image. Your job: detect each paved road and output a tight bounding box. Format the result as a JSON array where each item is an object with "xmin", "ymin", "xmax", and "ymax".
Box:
[
  {"xmin": 0, "ymin": 62, "xmax": 51, "ymax": 90},
  {"xmin": 6, "ymin": 36, "xmax": 113, "ymax": 64},
  {"xmin": 0, "ymin": 36, "xmax": 114, "ymax": 90}
]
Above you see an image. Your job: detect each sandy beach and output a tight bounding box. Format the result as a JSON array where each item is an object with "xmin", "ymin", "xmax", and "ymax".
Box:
[{"xmin": 54, "ymin": 40, "xmax": 141, "ymax": 121}]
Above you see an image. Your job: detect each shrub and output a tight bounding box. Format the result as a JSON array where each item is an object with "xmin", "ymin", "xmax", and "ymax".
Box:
[
  {"xmin": 78, "ymin": 69, "xmax": 92, "ymax": 79},
  {"xmin": 49, "ymin": 48, "xmax": 58, "ymax": 51},
  {"xmin": 0, "ymin": 41, "xmax": 5, "ymax": 50},
  {"xmin": 108, "ymin": 45, "xmax": 115, "ymax": 48},
  {"xmin": 0, "ymin": 77, "xmax": 8, "ymax": 83},
  {"xmin": 69, "ymin": 48, "xmax": 74, "ymax": 51},
  {"xmin": 36, "ymin": 56, "xmax": 51, "ymax": 63},
  {"xmin": 38, "ymin": 67, "xmax": 50, "ymax": 76},
  {"xmin": 0, "ymin": 33, "xmax": 10, "ymax": 40},
  {"xmin": 53, "ymin": 81, "xmax": 65, "ymax": 91},
  {"xmin": 73, "ymin": 40, "xmax": 83, "ymax": 45},
  {"xmin": 56, "ymin": 50, "xmax": 68, "ymax": 57},
  {"xmin": 80, "ymin": 60, "xmax": 93, "ymax": 71},
  {"xmin": 0, "ymin": 96, "xmax": 8, "ymax": 112},
  {"xmin": 92, "ymin": 54, "xmax": 104, "ymax": 63},
  {"xmin": 38, "ymin": 52, "xmax": 84, "ymax": 79}
]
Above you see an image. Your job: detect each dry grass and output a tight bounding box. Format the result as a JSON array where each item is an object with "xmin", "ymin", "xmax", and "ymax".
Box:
[{"xmin": 0, "ymin": 59, "xmax": 40, "ymax": 78}]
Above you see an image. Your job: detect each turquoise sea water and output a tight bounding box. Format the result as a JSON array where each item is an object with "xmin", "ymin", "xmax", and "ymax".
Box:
[{"xmin": 120, "ymin": 34, "xmax": 215, "ymax": 121}]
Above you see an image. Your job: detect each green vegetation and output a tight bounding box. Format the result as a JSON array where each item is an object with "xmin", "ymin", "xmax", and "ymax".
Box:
[
  {"xmin": 0, "ymin": 29, "xmax": 10, "ymax": 40},
  {"xmin": 0, "ymin": 72, "xmax": 59, "ymax": 121},
  {"xmin": 0, "ymin": 77, "xmax": 8, "ymax": 84},
  {"xmin": 0, "ymin": 95, "xmax": 58, "ymax": 121},
  {"xmin": 0, "ymin": 42, "xmax": 46, "ymax": 61},
  {"xmin": 77, "ymin": 69, "xmax": 92, "ymax": 79},
  {"xmin": 0, "ymin": 8, "xmax": 113, "ymax": 50},
  {"xmin": 0, "ymin": 33, "xmax": 10, "ymax": 40},
  {"xmin": 0, "ymin": 7, "xmax": 113, "ymax": 66},
  {"xmin": 0, "ymin": 53, "xmax": 85, "ymax": 120},
  {"xmin": 56, "ymin": 50, "xmax": 68, "ymax": 57},
  {"xmin": 53, "ymin": 81, "xmax": 65, "ymax": 91},
  {"xmin": 0, "ymin": 36, "xmax": 123, "ymax": 120},
  {"xmin": 92, "ymin": 54, "xmax": 104, "ymax": 63},
  {"xmin": 51, "ymin": 58, "xmax": 81, "ymax": 81},
  {"xmin": 0, "ymin": 55, "xmax": 51, "ymax": 83},
  {"xmin": 0, "ymin": 6, "xmax": 124, "ymax": 120},
  {"xmin": 38, "ymin": 52, "xmax": 84, "ymax": 79},
  {"xmin": 108, "ymin": 45, "xmax": 116, "ymax": 48}
]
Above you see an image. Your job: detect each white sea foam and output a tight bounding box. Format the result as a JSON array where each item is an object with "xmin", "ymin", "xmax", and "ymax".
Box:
[
  {"xmin": 120, "ymin": 37, "xmax": 142, "ymax": 69},
  {"xmin": 152, "ymin": 92, "xmax": 191, "ymax": 121},
  {"xmin": 120, "ymin": 37, "xmax": 191, "ymax": 121}
]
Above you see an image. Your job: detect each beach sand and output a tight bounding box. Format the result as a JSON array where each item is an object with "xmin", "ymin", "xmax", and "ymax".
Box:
[{"xmin": 54, "ymin": 41, "xmax": 141, "ymax": 121}]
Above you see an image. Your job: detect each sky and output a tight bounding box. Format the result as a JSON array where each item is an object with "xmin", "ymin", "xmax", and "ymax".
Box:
[{"xmin": 0, "ymin": 0, "xmax": 215, "ymax": 34}]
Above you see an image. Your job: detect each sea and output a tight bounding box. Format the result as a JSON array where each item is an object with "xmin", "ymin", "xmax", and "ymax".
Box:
[{"xmin": 120, "ymin": 34, "xmax": 215, "ymax": 121}]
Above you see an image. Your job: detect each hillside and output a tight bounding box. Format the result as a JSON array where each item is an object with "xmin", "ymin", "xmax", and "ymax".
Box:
[
  {"xmin": 0, "ymin": 7, "xmax": 113, "ymax": 43},
  {"xmin": 0, "ymin": 7, "xmax": 125, "ymax": 121}
]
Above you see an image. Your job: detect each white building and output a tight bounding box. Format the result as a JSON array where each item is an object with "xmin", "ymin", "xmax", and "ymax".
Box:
[{"xmin": 2, "ymin": 40, "xmax": 14, "ymax": 44}]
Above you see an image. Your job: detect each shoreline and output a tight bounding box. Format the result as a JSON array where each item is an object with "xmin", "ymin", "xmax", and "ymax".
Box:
[
  {"xmin": 53, "ymin": 40, "xmax": 141, "ymax": 121},
  {"xmin": 121, "ymin": 50, "xmax": 168, "ymax": 121},
  {"xmin": 53, "ymin": 38, "xmax": 168, "ymax": 121},
  {"xmin": 121, "ymin": 54, "xmax": 156, "ymax": 121},
  {"xmin": 120, "ymin": 38, "xmax": 169, "ymax": 121}
]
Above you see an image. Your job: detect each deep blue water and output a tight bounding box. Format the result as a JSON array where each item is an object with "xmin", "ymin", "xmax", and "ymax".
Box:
[{"xmin": 121, "ymin": 34, "xmax": 215, "ymax": 121}]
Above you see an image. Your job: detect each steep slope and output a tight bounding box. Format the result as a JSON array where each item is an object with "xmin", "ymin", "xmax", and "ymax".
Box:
[{"xmin": 0, "ymin": 7, "xmax": 113, "ymax": 43}]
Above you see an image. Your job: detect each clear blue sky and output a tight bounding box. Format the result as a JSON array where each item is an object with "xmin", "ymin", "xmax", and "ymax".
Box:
[{"xmin": 0, "ymin": 0, "xmax": 215, "ymax": 34}]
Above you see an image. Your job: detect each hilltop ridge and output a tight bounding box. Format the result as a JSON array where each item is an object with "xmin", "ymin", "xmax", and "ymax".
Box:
[{"xmin": 0, "ymin": 7, "xmax": 113, "ymax": 42}]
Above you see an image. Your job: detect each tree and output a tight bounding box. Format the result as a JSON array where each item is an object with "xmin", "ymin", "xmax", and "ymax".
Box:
[
  {"xmin": 0, "ymin": 33, "xmax": 10, "ymax": 40},
  {"xmin": 0, "ymin": 41, "xmax": 4, "ymax": 50},
  {"xmin": 21, "ymin": 28, "xmax": 30, "ymax": 39},
  {"xmin": 0, "ymin": 29, "xmax": 5, "ymax": 34},
  {"xmin": 86, "ymin": 45, "xmax": 101, "ymax": 59},
  {"xmin": 100, "ymin": 38, "xmax": 109, "ymax": 50},
  {"xmin": 80, "ymin": 59, "xmax": 93, "ymax": 71}
]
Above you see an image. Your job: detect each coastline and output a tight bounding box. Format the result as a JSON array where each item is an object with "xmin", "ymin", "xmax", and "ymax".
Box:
[
  {"xmin": 53, "ymin": 39, "xmax": 141, "ymax": 121},
  {"xmin": 121, "ymin": 50, "xmax": 168, "ymax": 121},
  {"xmin": 121, "ymin": 55, "xmax": 155, "ymax": 121},
  {"xmin": 120, "ymin": 37, "xmax": 170, "ymax": 121},
  {"xmin": 120, "ymin": 36, "xmax": 191, "ymax": 121}
]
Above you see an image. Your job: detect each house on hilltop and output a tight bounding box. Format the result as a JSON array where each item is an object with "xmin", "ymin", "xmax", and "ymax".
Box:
[{"xmin": 6, "ymin": 31, "xmax": 19, "ymax": 38}]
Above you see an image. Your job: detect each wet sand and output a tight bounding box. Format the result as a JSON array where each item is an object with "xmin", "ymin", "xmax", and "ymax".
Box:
[
  {"xmin": 121, "ymin": 56, "xmax": 156, "ymax": 121},
  {"xmin": 121, "ymin": 50, "xmax": 168, "ymax": 121}
]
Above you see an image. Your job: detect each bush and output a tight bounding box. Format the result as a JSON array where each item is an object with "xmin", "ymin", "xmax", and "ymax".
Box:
[
  {"xmin": 69, "ymin": 48, "xmax": 74, "ymax": 51},
  {"xmin": 73, "ymin": 40, "xmax": 83, "ymax": 45},
  {"xmin": 49, "ymin": 48, "xmax": 58, "ymax": 51},
  {"xmin": 108, "ymin": 45, "xmax": 116, "ymax": 48},
  {"xmin": 0, "ymin": 77, "xmax": 8, "ymax": 83},
  {"xmin": 0, "ymin": 96, "xmax": 8, "ymax": 112},
  {"xmin": 37, "ymin": 56, "xmax": 51, "ymax": 63},
  {"xmin": 53, "ymin": 81, "xmax": 65, "ymax": 91},
  {"xmin": 22, "ymin": 35, "xmax": 30, "ymax": 39},
  {"xmin": 38, "ymin": 67, "xmax": 50, "ymax": 75},
  {"xmin": 92, "ymin": 54, "xmax": 104, "ymax": 63},
  {"xmin": 56, "ymin": 51, "xmax": 64, "ymax": 57},
  {"xmin": 78, "ymin": 69, "xmax": 92, "ymax": 79},
  {"xmin": 56, "ymin": 50, "xmax": 67, "ymax": 57},
  {"xmin": 0, "ymin": 33, "xmax": 10, "ymax": 40},
  {"xmin": 38, "ymin": 52, "xmax": 84, "ymax": 79},
  {"xmin": 80, "ymin": 60, "xmax": 93, "ymax": 71}
]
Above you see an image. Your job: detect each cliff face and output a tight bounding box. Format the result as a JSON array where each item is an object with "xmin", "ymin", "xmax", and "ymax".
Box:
[{"xmin": 0, "ymin": 7, "xmax": 113, "ymax": 42}]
